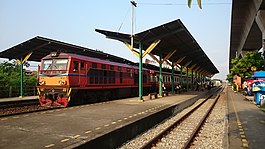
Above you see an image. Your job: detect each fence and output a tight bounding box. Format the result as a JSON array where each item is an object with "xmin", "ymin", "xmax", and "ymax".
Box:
[{"xmin": 0, "ymin": 86, "xmax": 37, "ymax": 98}]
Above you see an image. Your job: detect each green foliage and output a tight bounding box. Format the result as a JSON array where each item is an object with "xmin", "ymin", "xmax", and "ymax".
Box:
[
  {"xmin": 227, "ymin": 51, "xmax": 264, "ymax": 82},
  {"xmin": 0, "ymin": 60, "xmax": 37, "ymax": 87}
]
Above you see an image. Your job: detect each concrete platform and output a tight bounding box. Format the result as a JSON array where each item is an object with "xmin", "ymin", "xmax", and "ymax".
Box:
[
  {"xmin": 0, "ymin": 91, "xmax": 206, "ymax": 149},
  {"xmin": 227, "ymin": 87, "xmax": 265, "ymax": 149},
  {"xmin": 0, "ymin": 96, "xmax": 38, "ymax": 103}
]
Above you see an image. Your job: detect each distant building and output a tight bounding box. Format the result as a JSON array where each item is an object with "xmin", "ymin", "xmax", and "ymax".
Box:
[{"xmin": 25, "ymin": 69, "xmax": 37, "ymax": 76}]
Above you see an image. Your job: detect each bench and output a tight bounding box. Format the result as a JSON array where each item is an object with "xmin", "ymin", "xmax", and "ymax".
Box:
[{"xmin": 148, "ymin": 92, "xmax": 158, "ymax": 100}]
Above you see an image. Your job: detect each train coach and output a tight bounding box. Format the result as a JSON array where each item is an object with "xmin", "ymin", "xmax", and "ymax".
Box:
[
  {"xmin": 145, "ymin": 64, "xmax": 192, "ymax": 92},
  {"xmin": 37, "ymin": 52, "xmax": 192, "ymax": 107}
]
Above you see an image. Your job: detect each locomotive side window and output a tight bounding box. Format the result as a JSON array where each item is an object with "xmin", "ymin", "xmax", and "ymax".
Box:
[
  {"xmin": 102, "ymin": 64, "xmax": 106, "ymax": 69},
  {"xmin": 73, "ymin": 61, "xmax": 78, "ymax": 72},
  {"xmin": 110, "ymin": 65, "xmax": 114, "ymax": 70},
  {"xmin": 92, "ymin": 63, "xmax": 97, "ymax": 68}
]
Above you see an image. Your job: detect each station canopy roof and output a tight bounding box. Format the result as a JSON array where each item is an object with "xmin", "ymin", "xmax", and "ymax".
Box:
[
  {"xmin": 96, "ymin": 19, "xmax": 219, "ymax": 76},
  {"xmin": 0, "ymin": 36, "xmax": 134, "ymax": 64}
]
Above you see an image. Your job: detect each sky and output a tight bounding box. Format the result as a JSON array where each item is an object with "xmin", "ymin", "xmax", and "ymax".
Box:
[{"xmin": 0, "ymin": 0, "xmax": 232, "ymax": 80}]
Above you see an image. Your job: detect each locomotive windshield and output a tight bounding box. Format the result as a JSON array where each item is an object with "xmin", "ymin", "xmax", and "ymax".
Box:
[{"xmin": 42, "ymin": 59, "xmax": 68, "ymax": 70}]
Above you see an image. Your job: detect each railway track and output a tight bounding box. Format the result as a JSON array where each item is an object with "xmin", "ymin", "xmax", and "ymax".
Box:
[
  {"xmin": 0, "ymin": 99, "xmax": 61, "ymax": 117},
  {"xmin": 120, "ymin": 87, "xmax": 223, "ymax": 149}
]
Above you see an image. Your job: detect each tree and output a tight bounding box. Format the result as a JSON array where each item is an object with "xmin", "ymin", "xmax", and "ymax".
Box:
[
  {"xmin": 188, "ymin": 0, "xmax": 202, "ymax": 9},
  {"xmin": 0, "ymin": 60, "xmax": 20, "ymax": 86},
  {"xmin": 227, "ymin": 51, "xmax": 264, "ymax": 82},
  {"xmin": 0, "ymin": 60, "xmax": 37, "ymax": 97}
]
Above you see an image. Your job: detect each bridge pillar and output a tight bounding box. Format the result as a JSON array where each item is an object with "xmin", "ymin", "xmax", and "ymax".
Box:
[{"xmin": 256, "ymin": 10, "xmax": 265, "ymax": 70}]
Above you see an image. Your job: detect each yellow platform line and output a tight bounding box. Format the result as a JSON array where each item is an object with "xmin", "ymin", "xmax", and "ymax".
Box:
[
  {"xmin": 72, "ymin": 135, "xmax": 80, "ymax": 139},
  {"xmin": 61, "ymin": 138, "xmax": 69, "ymax": 142},
  {"xmin": 230, "ymin": 93, "xmax": 249, "ymax": 148},
  {"xmin": 45, "ymin": 144, "xmax": 55, "ymax": 148},
  {"xmin": 85, "ymin": 130, "xmax": 92, "ymax": 134}
]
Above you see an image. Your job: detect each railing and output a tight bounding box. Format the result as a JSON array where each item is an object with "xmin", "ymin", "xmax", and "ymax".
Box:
[{"xmin": 0, "ymin": 86, "xmax": 37, "ymax": 98}]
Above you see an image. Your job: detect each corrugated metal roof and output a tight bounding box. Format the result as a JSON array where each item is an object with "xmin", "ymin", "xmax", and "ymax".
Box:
[
  {"xmin": 96, "ymin": 19, "xmax": 219, "ymax": 76},
  {"xmin": 0, "ymin": 36, "xmax": 134, "ymax": 64}
]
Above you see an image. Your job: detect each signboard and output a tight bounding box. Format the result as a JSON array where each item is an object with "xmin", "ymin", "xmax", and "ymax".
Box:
[{"xmin": 252, "ymin": 81, "xmax": 265, "ymax": 92}]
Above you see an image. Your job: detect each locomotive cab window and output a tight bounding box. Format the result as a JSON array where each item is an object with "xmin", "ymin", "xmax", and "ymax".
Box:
[
  {"xmin": 42, "ymin": 60, "xmax": 52, "ymax": 70},
  {"xmin": 42, "ymin": 59, "xmax": 68, "ymax": 70}
]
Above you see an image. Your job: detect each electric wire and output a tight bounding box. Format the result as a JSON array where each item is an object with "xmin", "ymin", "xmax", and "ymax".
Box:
[
  {"xmin": 118, "ymin": 6, "xmax": 130, "ymax": 31},
  {"xmin": 137, "ymin": 2, "xmax": 231, "ymax": 6}
]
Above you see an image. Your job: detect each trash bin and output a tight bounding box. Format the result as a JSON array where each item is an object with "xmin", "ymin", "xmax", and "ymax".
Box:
[
  {"xmin": 252, "ymin": 81, "xmax": 265, "ymax": 105},
  {"xmin": 254, "ymin": 91, "xmax": 265, "ymax": 105}
]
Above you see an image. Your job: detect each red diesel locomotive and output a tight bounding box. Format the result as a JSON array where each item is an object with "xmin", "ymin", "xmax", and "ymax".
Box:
[{"xmin": 37, "ymin": 52, "xmax": 151, "ymax": 107}]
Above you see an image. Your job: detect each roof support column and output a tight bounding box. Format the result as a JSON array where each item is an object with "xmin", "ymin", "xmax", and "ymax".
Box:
[
  {"xmin": 195, "ymin": 71, "xmax": 197, "ymax": 81},
  {"xmin": 123, "ymin": 40, "xmax": 160, "ymax": 102},
  {"xmin": 171, "ymin": 58, "xmax": 175, "ymax": 95},
  {"xmin": 191, "ymin": 69, "xmax": 194, "ymax": 90},
  {"xmin": 16, "ymin": 52, "xmax": 32, "ymax": 98},
  {"xmin": 20, "ymin": 57, "xmax": 23, "ymax": 98},
  {"xmin": 139, "ymin": 43, "xmax": 143, "ymax": 101},
  {"xmin": 159, "ymin": 54, "xmax": 163, "ymax": 97},
  {"xmin": 186, "ymin": 67, "xmax": 189, "ymax": 91},
  {"xmin": 256, "ymin": 10, "xmax": 265, "ymax": 70},
  {"xmin": 180, "ymin": 65, "xmax": 183, "ymax": 88}
]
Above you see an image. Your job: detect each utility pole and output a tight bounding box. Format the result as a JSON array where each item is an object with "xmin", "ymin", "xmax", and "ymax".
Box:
[{"xmin": 130, "ymin": 0, "xmax": 137, "ymax": 50}]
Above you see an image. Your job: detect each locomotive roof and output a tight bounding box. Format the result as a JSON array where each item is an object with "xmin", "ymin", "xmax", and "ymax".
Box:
[
  {"xmin": 0, "ymin": 36, "xmax": 134, "ymax": 65},
  {"xmin": 42, "ymin": 52, "xmax": 143, "ymax": 70},
  {"xmin": 96, "ymin": 19, "xmax": 219, "ymax": 77}
]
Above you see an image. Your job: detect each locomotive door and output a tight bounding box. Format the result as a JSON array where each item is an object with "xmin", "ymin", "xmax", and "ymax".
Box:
[
  {"xmin": 72, "ymin": 61, "xmax": 80, "ymax": 85},
  {"xmin": 79, "ymin": 62, "xmax": 85, "ymax": 85}
]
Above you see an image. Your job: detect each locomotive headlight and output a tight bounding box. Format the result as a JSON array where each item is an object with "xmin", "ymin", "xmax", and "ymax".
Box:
[
  {"xmin": 59, "ymin": 80, "xmax": 67, "ymax": 85},
  {"xmin": 39, "ymin": 80, "xmax": 45, "ymax": 85}
]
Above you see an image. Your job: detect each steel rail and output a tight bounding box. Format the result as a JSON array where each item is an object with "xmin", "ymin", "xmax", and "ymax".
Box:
[
  {"xmin": 140, "ymin": 86, "xmax": 222, "ymax": 149},
  {"xmin": 140, "ymin": 95, "xmax": 213, "ymax": 149},
  {"xmin": 0, "ymin": 102, "xmax": 62, "ymax": 118},
  {"xmin": 182, "ymin": 94, "xmax": 220, "ymax": 149}
]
